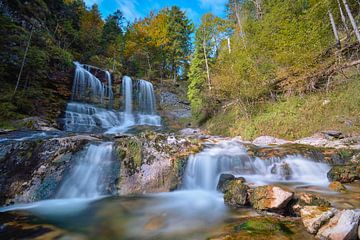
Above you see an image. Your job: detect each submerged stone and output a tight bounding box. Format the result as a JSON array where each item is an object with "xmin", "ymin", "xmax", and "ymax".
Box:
[{"xmin": 329, "ymin": 181, "xmax": 348, "ymax": 192}]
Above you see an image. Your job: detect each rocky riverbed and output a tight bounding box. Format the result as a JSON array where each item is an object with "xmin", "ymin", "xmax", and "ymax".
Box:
[{"xmin": 0, "ymin": 128, "xmax": 359, "ymax": 239}]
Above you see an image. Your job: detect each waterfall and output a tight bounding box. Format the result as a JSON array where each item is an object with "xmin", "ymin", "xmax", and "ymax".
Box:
[
  {"xmin": 71, "ymin": 62, "xmax": 106, "ymax": 103},
  {"xmin": 138, "ymin": 80, "xmax": 156, "ymax": 114},
  {"xmin": 62, "ymin": 62, "xmax": 162, "ymax": 133},
  {"xmin": 56, "ymin": 142, "xmax": 114, "ymax": 199},
  {"xmin": 122, "ymin": 76, "xmax": 133, "ymax": 113},
  {"xmin": 105, "ymin": 71, "xmax": 114, "ymax": 108},
  {"xmin": 183, "ymin": 140, "xmax": 331, "ymax": 191}
]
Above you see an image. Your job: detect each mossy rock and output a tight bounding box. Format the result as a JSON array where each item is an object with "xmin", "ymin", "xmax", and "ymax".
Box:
[
  {"xmin": 234, "ymin": 218, "xmax": 294, "ymax": 236},
  {"xmin": 328, "ymin": 181, "xmax": 347, "ymax": 192},
  {"xmin": 327, "ymin": 165, "xmax": 360, "ymax": 183}
]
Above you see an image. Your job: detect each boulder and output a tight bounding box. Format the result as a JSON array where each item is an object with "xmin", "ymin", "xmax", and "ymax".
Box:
[
  {"xmin": 329, "ymin": 181, "xmax": 347, "ymax": 192},
  {"xmin": 217, "ymin": 173, "xmax": 245, "ymax": 193},
  {"xmin": 252, "ymin": 136, "xmax": 290, "ymax": 146},
  {"xmin": 316, "ymin": 209, "xmax": 360, "ymax": 240},
  {"xmin": 327, "ymin": 165, "xmax": 360, "ymax": 183},
  {"xmin": 223, "ymin": 179, "xmax": 249, "ymax": 207},
  {"xmin": 249, "ymin": 185, "xmax": 293, "ymax": 213},
  {"xmin": 300, "ymin": 206, "xmax": 337, "ymax": 234},
  {"xmin": 292, "ymin": 192, "xmax": 331, "ymax": 216},
  {"xmin": 321, "ymin": 130, "xmax": 344, "ymax": 139}
]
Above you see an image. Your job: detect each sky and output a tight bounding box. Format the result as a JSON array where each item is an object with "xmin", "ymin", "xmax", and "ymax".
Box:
[{"xmin": 84, "ymin": 0, "xmax": 227, "ymax": 24}]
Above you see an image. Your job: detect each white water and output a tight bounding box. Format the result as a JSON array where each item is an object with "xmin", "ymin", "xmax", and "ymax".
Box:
[
  {"xmin": 183, "ymin": 140, "xmax": 331, "ymax": 190},
  {"xmin": 56, "ymin": 142, "xmax": 114, "ymax": 198},
  {"xmin": 72, "ymin": 62, "xmax": 106, "ymax": 103},
  {"xmin": 105, "ymin": 71, "xmax": 114, "ymax": 108},
  {"xmin": 63, "ymin": 62, "xmax": 161, "ymax": 133}
]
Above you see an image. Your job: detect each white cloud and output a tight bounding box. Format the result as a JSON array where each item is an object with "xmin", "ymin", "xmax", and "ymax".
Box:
[
  {"xmin": 199, "ymin": 0, "xmax": 227, "ymax": 15},
  {"xmin": 84, "ymin": 0, "xmax": 103, "ymax": 7},
  {"xmin": 115, "ymin": 0, "xmax": 142, "ymax": 21}
]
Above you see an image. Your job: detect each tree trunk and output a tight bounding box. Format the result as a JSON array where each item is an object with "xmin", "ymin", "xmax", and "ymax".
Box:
[
  {"xmin": 329, "ymin": 11, "xmax": 341, "ymax": 49},
  {"xmin": 342, "ymin": 0, "xmax": 360, "ymax": 44},
  {"xmin": 228, "ymin": 37, "xmax": 231, "ymax": 54},
  {"xmin": 234, "ymin": 1, "xmax": 245, "ymax": 39},
  {"xmin": 14, "ymin": 26, "xmax": 34, "ymax": 96},
  {"xmin": 203, "ymin": 28, "xmax": 212, "ymax": 91},
  {"xmin": 337, "ymin": 0, "xmax": 350, "ymax": 38},
  {"xmin": 252, "ymin": 0, "xmax": 262, "ymax": 19}
]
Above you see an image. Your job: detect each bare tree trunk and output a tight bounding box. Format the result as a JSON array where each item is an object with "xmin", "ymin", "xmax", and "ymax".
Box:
[
  {"xmin": 228, "ymin": 37, "xmax": 231, "ymax": 54},
  {"xmin": 342, "ymin": 0, "xmax": 360, "ymax": 44},
  {"xmin": 329, "ymin": 11, "xmax": 341, "ymax": 49},
  {"xmin": 14, "ymin": 26, "xmax": 34, "ymax": 96},
  {"xmin": 251, "ymin": 0, "xmax": 262, "ymax": 19},
  {"xmin": 234, "ymin": 1, "xmax": 245, "ymax": 39},
  {"xmin": 337, "ymin": 0, "xmax": 350, "ymax": 38}
]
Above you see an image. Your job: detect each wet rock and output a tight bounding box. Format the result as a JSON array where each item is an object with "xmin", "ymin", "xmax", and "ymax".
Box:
[
  {"xmin": 13, "ymin": 117, "xmax": 59, "ymax": 131},
  {"xmin": 249, "ymin": 185, "xmax": 293, "ymax": 213},
  {"xmin": 327, "ymin": 165, "xmax": 360, "ymax": 183},
  {"xmin": 217, "ymin": 174, "xmax": 245, "ymax": 193},
  {"xmin": 116, "ymin": 132, "xmax": 203, "ymax": 195},
  {"xmin": 270, "ymin": 162, "xmax": 292, "ymax": 180},
  {"xmin": 0, "ymin": 135, "xmax": 96, "ymax": 204},
  {"xmin": 292, "ymin": 193, "xmax": 331, "ymax": 216},
  {"xmin": 252, "ymin": 136, "xmax": 290, "ymax": 146},
  {"xmin": 300, "ymin": 206, "xmax": 337, "ymax": 234},
  {"xmin": 316, "ymin": 209, "xmax": 360, "ymax": 240},
  {"xmin": 223, "ymin": 179, "xmax": 249, "ymax": 207},
  {"xmin": 329, "ymin": 181, "xmax": 347, "ymax": 192}
]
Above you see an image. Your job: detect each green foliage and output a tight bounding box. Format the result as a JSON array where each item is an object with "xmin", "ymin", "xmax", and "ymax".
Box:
[{"xmin": 206, "ymin": 73, "xmax": 360, "ymax": 140}]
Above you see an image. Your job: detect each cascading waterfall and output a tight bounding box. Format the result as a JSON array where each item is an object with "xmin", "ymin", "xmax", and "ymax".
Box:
[
  {"xmin": 138, "ymin": 80, "xmax": 156, "ymax": 114},
  {"xmin": 72, "ymin": 62, "xmax": 105, "ymax": 103},
  {"xmin": 56, "ymin": 142, "xmax": 114, "ymax": 199},
  {"xmin": 61, "ymin": 62, "xmax": 162, "ymax": 133},
  {"xmin": 183, "ymin": 140, "xmax": 331, "ymax": 191},
  {"xmin": 136, "ymin": 79, "xmax": 161, "ymax": 126},
  {"xmin": 122, "ymin": 76, "xmax": 133, "ymax": 113},
  {"xmin": 105, "ymin": 71, "xmax": 114, "ymax": 108}
]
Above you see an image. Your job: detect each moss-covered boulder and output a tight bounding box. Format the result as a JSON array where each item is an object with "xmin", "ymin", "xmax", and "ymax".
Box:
[
  {"xmin": 327, "ymin": 165, "xmax": 360, "ymax": 183},
  {"xmin": 217, "ymin": 173, "xmax": 245, "ymax": 193},
  {"xmin": 249, "ymin": 185, "xmax": 293, "ymax": 214},
  {"xmin": 223, "ymin": 179, "xmax": 249, "ymax": 207}
]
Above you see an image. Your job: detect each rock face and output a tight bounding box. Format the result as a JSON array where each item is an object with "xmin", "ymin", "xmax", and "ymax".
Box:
[
  {"xmin": 327, "ymin": 165, "xmax": 360, "ymax": 183},
  {"xmin": 249, "ymin": 185, "xmax": 293, "ymax": 213},
  {"xmin": 116, "ymin": 132, "xmax": 203, "ymax": 195},
  {"xmin": 300, "ymin": 206, "xmax": 337, "ymax": 234},
  {"xmin": 316, "ymin": 210, "xmax": 360, "ymax": 240},
  {"xmin": 223, "ymin": 179, "xmax": 249, "ymax": 207},
  {"xmin": 0, "ymin": 135, "xmax": 97, "ymax": 204}
]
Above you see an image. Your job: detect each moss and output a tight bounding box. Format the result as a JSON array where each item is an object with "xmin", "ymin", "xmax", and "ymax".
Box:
[
  {"xmin": 234, "ymin": 218, "xmax": 294, "ymax": 236},
  {"xmin": 128, "ymin": 139, "xmax": 142, "ymax": 167}
]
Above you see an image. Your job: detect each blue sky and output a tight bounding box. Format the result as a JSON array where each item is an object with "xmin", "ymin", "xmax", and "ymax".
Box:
[{"xmin": 84, "ymin": 0, "xmax": 227, "ymax": 24}]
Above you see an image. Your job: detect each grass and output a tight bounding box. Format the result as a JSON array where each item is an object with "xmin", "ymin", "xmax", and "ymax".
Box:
[{"xmin": 206, "ymin": 72, "xmax": 360, "ymax": 140}]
